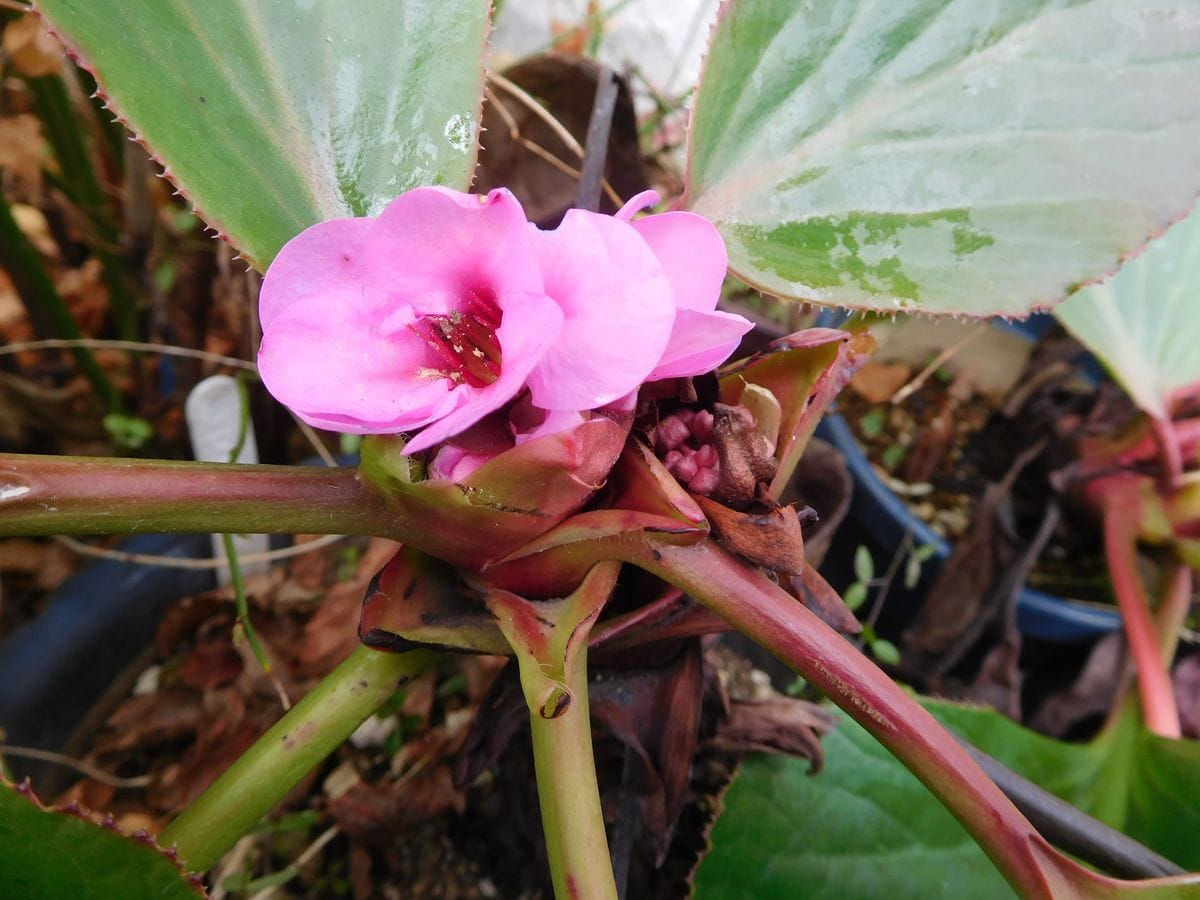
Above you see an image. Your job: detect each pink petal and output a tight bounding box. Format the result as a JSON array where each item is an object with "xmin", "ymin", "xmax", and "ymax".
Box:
[
  {"xmin": 403, "ymin": 291, "xmax": 565, "ymax": 453},
  {"xmin": 258, "ymin": 293, "xmax": 460, "ymax": 434},
  {"xmin": 259, "ymin": 217, "xmax": 375, "ymax": 329},
  {"xmin": 513, "ymin": 406, "xmax": 587, "ymax": 445},
  {"xmin": 633, "ymin": 211, "xmax": 728, "ymax": 312},
  {"xmin": 428, "ymin": 445, "xmax": 492, "ymax": 482},
  {"xmin": 365, "ymin": 187, "xmax": 542, "ymax": 313},
  {"xmin": 649, "ymin": 308, "xmax": 754, "ymax": 380},
  {"xmin": 527, "ymin": 210, "xmax": 675, "ymax": 410},
  {"xmin": 615, "ymin": 189, "xmax": 660, "ymax": 222}
]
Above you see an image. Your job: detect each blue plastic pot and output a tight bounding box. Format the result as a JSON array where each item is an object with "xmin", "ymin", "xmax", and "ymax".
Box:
[
  {"xmin": 0, "ymin": 455, "xmax": 354, "ymax": 785},
  {"xmin": 813, "ymin": 312, "xmax": 1121, "ymax": 642},
  {"xmin": 0, "ymin": 533, "xmax": 215, "ymax": 784}
]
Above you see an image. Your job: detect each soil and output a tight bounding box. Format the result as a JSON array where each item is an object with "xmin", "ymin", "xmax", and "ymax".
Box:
[{"xmin": 837, "ymin": 339, "xmax": 1112, "ymax": 606}]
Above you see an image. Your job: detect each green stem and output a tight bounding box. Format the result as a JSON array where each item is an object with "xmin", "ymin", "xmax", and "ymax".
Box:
[
  {"xmin": 222, "ymin": 531, "xmax": 270, "ymax": 672},
  {"xmin": 161, "ymin": 647, "xmax": 433, "ymax": 871},
  {"xmin": 0, "ymin": 193, "xmax": 120, "ymax": 411},
  {"xmin": 0, "ymin": 454, "xmax": 399, "ymax": 538},
  {"xmin": 523, "ymin": 644, "xmax": 618, "ymax": 900},
  {"xmin": 632, "ymin": 538, "xmax": 1056, "ymax": 899}
]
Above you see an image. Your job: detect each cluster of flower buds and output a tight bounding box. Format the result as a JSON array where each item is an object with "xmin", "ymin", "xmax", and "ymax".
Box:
[{"xmin": 655, "ymin": 408, "xmax": 721, "ymax": 494}]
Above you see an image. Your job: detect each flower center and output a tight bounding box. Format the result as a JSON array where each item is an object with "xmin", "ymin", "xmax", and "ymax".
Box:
[{"xmin": 412, "ymin": 291, "xmax": 502, "ymax": 388}]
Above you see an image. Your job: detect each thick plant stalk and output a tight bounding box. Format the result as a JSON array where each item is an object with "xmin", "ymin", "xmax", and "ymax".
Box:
[
  {"xmin": 525, "ymin": 647, "xmax": 618, "ymax": 900},
  {"xmin": 0, "ymin": 454, "xmax": 397, "ymax": 538},
  {"xmin": 1102, "ymin": 505, "xmax": 1182, "ymax": 738},
  {"xmin": 489, "ymin": 564, "xmax": 621, "ymax": 899},
  {"xmin": 632, "ymin": 538, "xmax": 1057, "ymax": 899},
  {"xmin": 161, "ymin": 647, "xmax": 433, "ymax": 871}
]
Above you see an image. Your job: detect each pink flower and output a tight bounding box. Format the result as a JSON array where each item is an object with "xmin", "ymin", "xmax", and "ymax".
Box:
[
  {"xmin": 258, "ymin": 187, "xmax": 749, "ymax": 453},
  {"xmin": 615, "ymin": 191, "xmax": 752, "ymax": 381}
]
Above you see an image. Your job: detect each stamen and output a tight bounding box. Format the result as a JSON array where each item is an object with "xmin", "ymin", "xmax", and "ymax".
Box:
[{"xmin": 410, "ymin": 302, "xmax": 503, "ymax": 388}]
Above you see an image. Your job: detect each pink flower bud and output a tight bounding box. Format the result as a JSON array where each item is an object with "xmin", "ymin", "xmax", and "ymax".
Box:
[
  {"xmin": 688, "ymin": 467, "xmax": 720, "ymax": 495},
  {"xmin": 665, "ymin": 447, "xmax": 699, "ymax": 483},
  {"xmin": 694, "ymin": 444, "xmax": 719, "ymax": 469},
  {"xmin": 656, "ymin": 415, "xmax": 692, "ymax": 451}
]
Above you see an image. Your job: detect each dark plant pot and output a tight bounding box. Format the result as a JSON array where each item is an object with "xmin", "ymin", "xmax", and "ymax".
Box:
[
  {"xmin": 812, "ymin": 311, "xmax": 1121, "ymax": 642},
  {"xmin": 0, "ymin": 533, "xmax": 216, "ymax": 787},
  {"xmin": 0, "ymin": 456, "xmax": 353, "ymax": 789}
]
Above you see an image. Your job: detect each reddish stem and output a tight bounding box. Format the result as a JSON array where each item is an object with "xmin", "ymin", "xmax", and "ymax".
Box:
[
  {"xmin": 1101, "ymin": 499, "xmax": 1181, "ymax": 738},
  {"xmin": 1155, "ymin": 565, "xmax": 1194, "ymax": 672},
  {"xmin": 0, "ymin": 453, "xmax": 396, "ymax": 539},
  {"xmin": 630, "ymin": 538, "xmax": 1056, "ymax": 899},
  {"xmin": 1150, "ymin": 415, "xmax": 1184, "ymax": 489}
]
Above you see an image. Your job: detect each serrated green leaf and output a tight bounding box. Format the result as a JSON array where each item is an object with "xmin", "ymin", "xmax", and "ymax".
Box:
[
  {"xmin": 38, "ymin": 0, "xmax": 491, "ymax": 270},
  {"xmin": 932, "ymin": 700, "xmax": 1200, "ymax": 871},
  {"xmin": 0, "ymin": 780, "xmax": 203, "ymax": 899},
  {"xmin": 693, "ymin": 700, "xmax": 1200, "ymax": 899},
  {"xmin": 1055, "ymin": 201, "xmax": 1200, "ymax": 421},
  {"xmin": 687, "ymin": 1, "xmax": 1200, "ymax": 316},
  {"xmin": 694, "ymin": 707, "xmax": 1012, "ymax": 899}
]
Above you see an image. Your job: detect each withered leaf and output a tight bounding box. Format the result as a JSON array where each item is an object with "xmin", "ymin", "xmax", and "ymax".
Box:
[
  {"xmin": 711, "ymin": 403, "xmax": 777, "ymax": 506},
  {"xmin": 695, "ymin": 493, "xmax": 805, "ymax": 576}
]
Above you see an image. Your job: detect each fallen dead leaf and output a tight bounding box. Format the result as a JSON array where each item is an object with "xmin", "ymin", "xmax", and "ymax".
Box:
[
  {"xmin": 92, "ymin": 691, "xmax": 205, "ymax": 755},
  {"xmin": 0, "ymin": 538, "xmax": 48, "ymax": 574},
  {"xmin": 296, "ymin": 538, "xmax": 398, "ymax": 674},
  {"xmin": 3, "ymin": 15, "xmax": 63, "ymax": 77},
  {"xmin": 178, "ymin": 632, "xmax": 244, "ymax": 692},
  {"xmin": 56, "ymin": 777, "xmax": 116, "ymax": 813},
  {"xmin": 708, "ymin": 693, "xmax": 838, "ymax": 774},
  {"xmin": 849, "ymin": 361, "xmax": 913, "ymax": 404},
  {"xmin": 330, "ymin": 765, "xmax": 465, "ymax": 843},
  {"xmin": 57, "ymin": 259, "xmax": 109, "ymax": 334},
  {"xmin": 0, "ymin": 115, "xmax": 45, "ymax": 190},
  {"xmin": 12, "ymin": 202, "xmax": 58, "ymax": 258},
  {"xmin": 0, "ymin": 271, "xmax": 25, "ymax": 331},
  {"xmin": 1030, "ymin": 633, "xmax": 1125, "ymax": 738}
]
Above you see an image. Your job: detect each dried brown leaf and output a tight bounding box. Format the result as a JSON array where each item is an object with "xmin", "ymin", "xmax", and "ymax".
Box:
[
  {"xmin": 0, "ymin": 115, "xmax": 45, "ymax": 189},
  {"xmin": 708, "ymin": 694, "xmax": 838, "ymax": 774},
  {"xmin": 848, "ymin": 361, "xmax": 913, "ymax": 404},
  {"xmin": 2, "ymin": 16, "xmax": 62, "ymax": 77},
  {"xmin": 695, "ymin": 494, "xmax": 805, "ymax": 576}
]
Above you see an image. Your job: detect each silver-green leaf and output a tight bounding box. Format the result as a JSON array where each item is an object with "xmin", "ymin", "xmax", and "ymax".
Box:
[
  {"xmin": 39, "ymin": 0, "xmax": 492, "ymax": 270},
  {"xmin": 687, "ymin": 0, "xmax": 1200, "ymax": 316}
]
